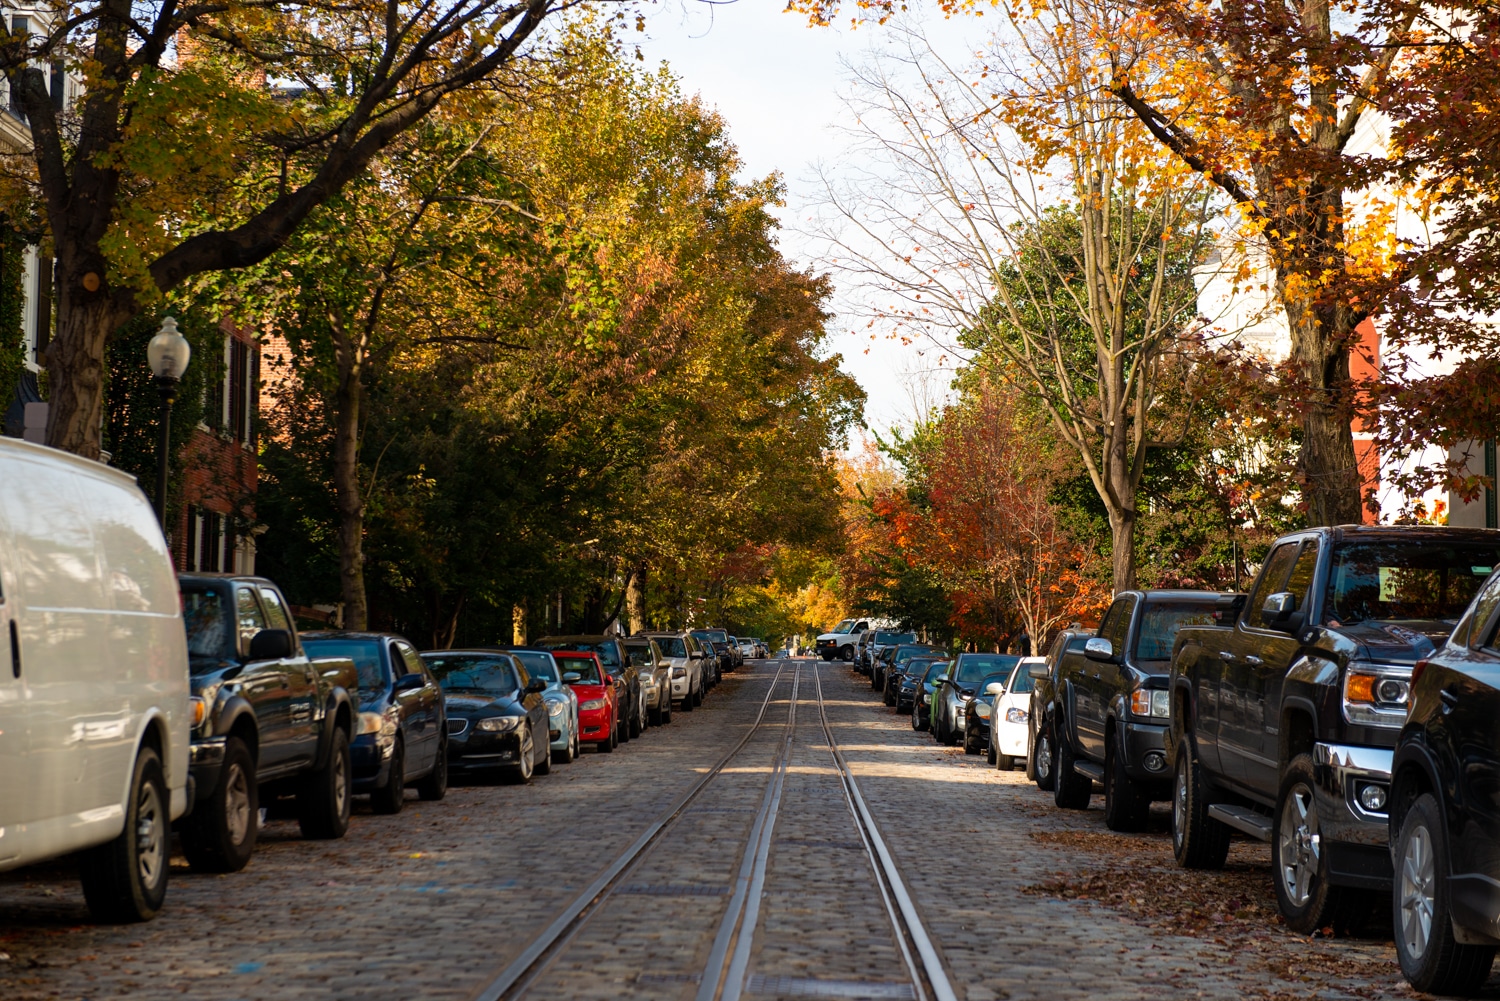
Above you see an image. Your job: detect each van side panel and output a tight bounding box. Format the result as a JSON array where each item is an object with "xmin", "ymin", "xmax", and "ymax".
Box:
[
  {"xmin": 0, "ymin": 488, "xmax": 24, "ymax": 865},
  {"xmin": 0, "ymin": 444, "xmax": 189, "ymax": 869}
]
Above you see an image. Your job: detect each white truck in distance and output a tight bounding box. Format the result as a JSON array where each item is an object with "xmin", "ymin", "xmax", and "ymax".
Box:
[{"xmin": 815, "ymin": 619, "xmax": 870, "ymax": 662}]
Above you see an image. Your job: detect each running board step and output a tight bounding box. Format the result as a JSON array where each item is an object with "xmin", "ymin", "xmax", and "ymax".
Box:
[
  {"xmin": 1072, "ymin": 760, "xmax": 1104, "ymax": 782},
  {"xmin": 1208, "ymin": 803, "xmax": 1274, "ymax": 841}
]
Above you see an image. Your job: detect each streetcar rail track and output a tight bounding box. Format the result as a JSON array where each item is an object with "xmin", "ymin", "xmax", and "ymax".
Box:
[{"xmin": 472, "ymin": 663, "xmax": 795, "ymax": 1001}]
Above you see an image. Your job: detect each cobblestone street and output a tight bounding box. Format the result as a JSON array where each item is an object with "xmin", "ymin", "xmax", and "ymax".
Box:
[{"xmin": 0, "ymin": 659, "xmax": 1455, "ymax": 1000}]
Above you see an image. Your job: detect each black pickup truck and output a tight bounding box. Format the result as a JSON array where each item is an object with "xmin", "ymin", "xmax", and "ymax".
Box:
[
  {"xmin": 1169, "ymin": 526, "xmax": 1500, "ymax": 932},
  {"xmin": 1048, "ymin": 590, "xmax": 1220, "ymax": 831},
  {"xmin": 177, "ymin": 575, "xmax": 359, "ymax": 873}
]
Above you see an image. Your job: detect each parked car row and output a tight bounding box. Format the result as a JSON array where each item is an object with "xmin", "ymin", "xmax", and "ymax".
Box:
[
  {"xmin": 0, "ymin": 435, "xmax": 761, "ymax": 925},
  {"xmin": 1009, "ymin": 524, "xmax": 1500, "ymax": 998}
]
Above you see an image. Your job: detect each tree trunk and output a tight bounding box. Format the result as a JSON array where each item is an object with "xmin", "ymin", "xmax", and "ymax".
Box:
[
  {"xmin": 332, "ymin": 334, "xmax": 368, "ymax": 631},
  {"xmin": 431, "ymin": 592, "xmax": 465, "ymax": 650},
  {"xmin": 1285, "ymin": 305, "xmax": 1364, "ymax": 526},
  {"xmin": 44, "ymin": 294, "xmax": 121, "ymax": 458},
  {"xmin": 626, "ymin": 565, "xmax": 647, "ymax": 634},
  {"xmin": 512, "ymin": 603, "xmax": 527, "ymax": 645},
  {"xmin": 1108, "ymin": 508, "xmax": 1137, "ymax": 594}
]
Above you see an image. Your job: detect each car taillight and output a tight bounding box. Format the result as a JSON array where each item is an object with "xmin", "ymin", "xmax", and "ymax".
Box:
[{"xmin": 1411, "ymin": 658, "xmax": 1429, "ymax": 689}]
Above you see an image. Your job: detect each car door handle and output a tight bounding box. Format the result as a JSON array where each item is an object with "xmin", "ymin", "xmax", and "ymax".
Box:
[
  {"xmin": 1440, "ymin": 688, "xmax": 1459, "ymax": 714},
  {"xmin": 1245, "ymin": 655, "xmax": 1263, "ymax": 667},
  {"xmin": 1219, "ymin": 651, "xmax": 1236, "ymax": 663},
  {"xmin": 8, "ymin": 620, "xmax": 19, "ymax": 679}
]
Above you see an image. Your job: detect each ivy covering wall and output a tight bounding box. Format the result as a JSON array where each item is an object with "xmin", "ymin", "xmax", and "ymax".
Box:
[{"xmin": 0, "ymin": 222, "xmax": 29, "ymax": 411}]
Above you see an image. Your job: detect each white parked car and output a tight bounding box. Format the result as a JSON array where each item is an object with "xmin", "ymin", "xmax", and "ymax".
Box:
[
  {"xmin": 0, "ymin": 438, "xmax": 191, "ymax": 922},
  {"xmin": 990, "ymin": 657, "xmax": 1047, "ymax": 771},
  {"xmin": 641, "ymin": 632, "xmax": 704, "ymax": 710}
]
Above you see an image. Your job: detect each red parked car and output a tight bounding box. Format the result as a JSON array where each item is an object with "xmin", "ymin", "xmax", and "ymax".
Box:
[{"xmin": 555, "ymin": 652, "xmax": 618, "ymax": 753}]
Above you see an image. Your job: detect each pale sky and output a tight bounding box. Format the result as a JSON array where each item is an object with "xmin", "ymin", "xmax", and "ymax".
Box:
[{"xmin": 636, "ymin": 1, "xmax": 982, "ymax": 440}]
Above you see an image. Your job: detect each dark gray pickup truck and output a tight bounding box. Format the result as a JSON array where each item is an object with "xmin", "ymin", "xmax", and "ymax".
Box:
[
  {"xmin": 1048, "ymin": 590, "xmax": 1220, "ymax": 831},
  {"xmin": 177, "ymin": 575, "xmax": 359, "ymax": 873},
  {"xmin": 1169, "ymin": 526, "xmax": 1500, "ymax": 932}
]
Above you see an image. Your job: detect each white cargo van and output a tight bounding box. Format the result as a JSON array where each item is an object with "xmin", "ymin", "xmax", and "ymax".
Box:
[{"xmin": 0, "ymin": 437, "xmax": 189, "ymax": 921}]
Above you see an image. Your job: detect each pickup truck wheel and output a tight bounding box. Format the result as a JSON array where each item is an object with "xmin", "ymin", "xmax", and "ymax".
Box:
[
  {"xmin": 297, "ymin": 727, "xmax": 351, "ymax": 839},
  {"xmin": 80, "ymin": 746, "xmax": 169, "ymax": 923},
  {"xmin": 1034, "ymin": 723, "xmax": 1056, "ymax": 791},
  {"xmin": 1053, "ymin": 722, "xmax": 1092, "ymax": 809},
  {"xmin": 871, "ymin": 668, "xmax": 882, "ymax": 691},
  {"xmin": 370, "ymin": 739, "xmax": 406, "ymax": 814},
  {"xmin": 182, "ymin": 737, "xmax": 259, "ymax": 872},
  {"xmin": 1172, "ymin": 737, "xmax": 1229, "ymax": 869},
  {"xmin": 661, "ymin": 695, "xmax": 672, "ymax": 725},
  {"xmin": 1104, "ymin": 737, "xmax": 1150, "ymax": 833},
  {"xmin": 1394, "ymin": 793, "xmax": 1495, "ymax": 995},
  {"xmin": 1273, "ymin": 754, "xmax": 1343, "ymax": 933},
  {"xmin": 417, "ymin": 736, "xmax": 448, "ymax": 801}
]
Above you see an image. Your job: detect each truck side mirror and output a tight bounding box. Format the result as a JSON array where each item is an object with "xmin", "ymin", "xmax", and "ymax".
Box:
[
  {"xmin": 1262, "ymin": 592, "xmax": 1297, "ymax": 624},
  {"xmin": 1027, "ymin": 663, "xmax": 1049, "ymax": 681},
  {"xmin": 1084, "ymin": 637, "xmax": 1116, "ymax": 663},
  {"xmin": 248, "ymin": 628, "xmax": 293, "ymax": 661}
]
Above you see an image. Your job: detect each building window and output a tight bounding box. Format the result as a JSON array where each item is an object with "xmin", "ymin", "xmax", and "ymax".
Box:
[{"xmin": 185, "ymin": 507, "xmax": 238, "ymax": 573}]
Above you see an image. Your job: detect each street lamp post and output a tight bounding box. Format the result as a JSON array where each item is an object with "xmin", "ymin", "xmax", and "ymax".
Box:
[{"xmin": 146, "ymin": 316, "xmax": 191, "ymax": 528}]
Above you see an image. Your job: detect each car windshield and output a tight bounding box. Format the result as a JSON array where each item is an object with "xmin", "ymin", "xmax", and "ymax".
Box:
[
  {"xmin": 180, "ymin": 584, "xmax": 233, "ymax": 666},
  {"xmin": 1324, "ymin": 542, "xmax": 1500, "ymax": 625},
  {"xmin": 922, "ymin": 662, "xmax": 950, "ymax": 683},
  {"xmin": 829, "ymin": 619, "xmax": 857, "ymax": 634},
  {"xmin": 511, "ymin": 651, "xmax": 558, "ymax": 683},
  {"xmin": 1002, "ymin": 667, "xmax": 1034, "ymax": 694},
  {"xmin": 302, "ymin": 638, "xmax": 389, "ymax": 691},
  {"xmin": 1136, "ymin": 601, "xmax": 1219, "ymax": 660},
  {"xmin": 539, "ymin": 640, "xmax": 619, "ymax": 669},
  {"xmin": 624, "ymin": 643, "xmax": 654, "ymax": 667},
  {"xmin": 422, "ymin": 654, "xmax": 518, "ymax": 693},
  {"xmin": 875, "ymin": 631, "xmax": 915, "ymax": 645},
  {"xmin": 555, "ymin": 655, "xmax": 602, "ymax": 684},
  {"xmin": 894, "ymin": 646, "xmax": 936, "ymax": 665},
  {"xmin": 954, "ymin": 655, "xmax": 1020, "ymax": 683},
  {"xmin": 705, "ymin": 629, "xmax": 728, "ymax": 643},
  {"xmin": 656, "ymin": 636, "xmax": 688, "ymax": 658}
]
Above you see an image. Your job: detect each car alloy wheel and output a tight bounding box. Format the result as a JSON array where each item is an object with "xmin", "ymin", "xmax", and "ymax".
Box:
[
  {"xmin": 223, "ymin": 761, "xmax": 253, "ymax": 848},
  {"xmin": 1035, "ymin": 730, "xmax": 1053, "ymax": 784},
  {"xmin": 1277, "ymin": 783, "xmax": 1320, "ymax": 908},
  {"xmin": 1399, "ymin": 821, "xmax": 1435, "ymax": 961},
  {"xmin": 135, "ymin": 772, "xmax": 167, "ymax": 892}
]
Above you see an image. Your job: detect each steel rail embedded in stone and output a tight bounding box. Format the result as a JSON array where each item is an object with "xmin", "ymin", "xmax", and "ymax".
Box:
[
  {"xmin": 471, "ymin": 662, "xmax": 793, "ymax": 1001},
  {"xmin": 811, "ymin": 663, "xmax": 959, "ymax": 1001}
]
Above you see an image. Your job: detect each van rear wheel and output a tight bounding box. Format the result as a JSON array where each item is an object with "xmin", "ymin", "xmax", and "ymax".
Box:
[
  {"xmin": 80, "ymin": 746, "xmax": 169, "ymax": 923},
  {"xmin": 182, "ymin": 737, "xmax": 259, "ymax": 872}
]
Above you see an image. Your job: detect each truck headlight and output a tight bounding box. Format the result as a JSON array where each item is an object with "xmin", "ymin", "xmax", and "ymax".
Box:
[
  {"xmin": 1343, "ymin": 663, "xmax": 1411, "ymax": 728},
  {"xmin": 1130, "ymin": 689, "xmax": 1171, "ymax": 719},
  {"xmin": 476, "ymin": 716, "xmax": 523, "ymax": 732}
]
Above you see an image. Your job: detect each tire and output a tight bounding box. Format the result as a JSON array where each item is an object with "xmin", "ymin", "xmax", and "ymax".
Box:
[
  {"xmin": 618, "ymin": 704, "xmax": 632, "ymax": 743},
  {"xmin": 181, "ymin": 736, "xmax": 258, "ymax": 873},
  {"xmin": 80, "ymin": 746, "xmax": 169, "ymax": 923},
  {"xmin": 963, "ymin": 728, "xmax": 981, "ymax": 755},
  {"xmin": 370, "ymin": 738, "xmax": 406, "ymax": 814},
  {"xmin": 680, "ymin": 687, "xmax": 695, "ymax": 713},
  {"xmin": 1103, "ymin": 735, "xmax": 1150, "ymax": 833},
  {"xmin": 553, "ymin": 724, "xmax": 576, "ymax": 765},
  {"xmin": 1395, "ymin": 793, "xmax": 1495, "ymax": 995},
  {"xmin": 1052, "ymin": 719, "xmax": 1092, "ymax": 810},
  {"xmin": 840, "ymin": 645, "xmax": 854, "ymax": 662},
  {"xmin": 1273, "ymin": 753, "xmax": 1343, "ymax": 933},
  {"xmin": 998, "ymin": 754, "xmax": 1016, "ymax": 771},
  {"xmin": 1034, "ymin": 723, "xmax": 1056, "ymax": 792},
  {"xmin": 628, "ymin": 695, "xmax": 643, "ymax": 738},
  {"xmin": 534, "ymin": 725, "xmax": 552, "ymax": 777},
  {"xmin": 297, "ymin": 726, "xmax": 352, "ymax": 840},
  {"xmin": 692, "ymin": 683, "xmax": 703, "ymax": 708},
  {"xmin": 418, "ymin": 737, "xmax": 449, "ymax": 801},
  {"xmin": 821, "ymin": 651, "xmax": 834, "ymax": 662},
  {"xmin": 871, "ymin": 668, "xmax": 882, "ymax": 691},
  {"xmin": 513, "ymin": 730, "xmax": 538, "ymax": 778},
  {"xmin": 1172, "ymin": 735, "xmax": 1229, "ymax": 869},
  {"xmin": 650, "ymin": 700, "xmax": 664, "ymax": 727},
  {"xmin": 911, "ymin": 701, "xmax": 925, "ymax": 731},
  {"xmin": 661, "ymin": 696, "xmax": 672, "ymax": 725},
  {"xmin": 599, "ymin": 715, "xmax": 616, "ymax": 753},
  {"xmin": 884, "ymin": 677, "xmax": 897, "ymax": 707},
  {"xmin": 987, "ymin": 729, "xmax": 998, "ymax": 765}
]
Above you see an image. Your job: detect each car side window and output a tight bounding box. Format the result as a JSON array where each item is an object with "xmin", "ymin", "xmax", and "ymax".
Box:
[
  {"xmin": 234, "ymin": 585, "xmax": 267, "ymax": 653},
  {"xmin": 1247, "ymin": 542, "xmax": 1301, "ymax": 629},
  {"xmin": 258, "ymin": 586, "xmax": 293, "ymax": 633},
  {"xmin": 1468, "ymin": 572, "xmax": 1500, "ymax": 652},
  {"xmin": 1099, "ymin": 597, "xmax": 1132, "ymax": 650},
  {"xmin": 1284, "ymin": 540, "xmax": 1320, "ymax": 614},
  {"xmin": 395, "ymin": 641, "xmax": 425, "ymax": 680}
]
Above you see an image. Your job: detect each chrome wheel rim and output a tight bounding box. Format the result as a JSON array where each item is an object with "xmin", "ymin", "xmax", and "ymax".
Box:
[
  {"xmin": 224, "ymin": 762, "xmax": 252, "ymax": 846},
  {"xmin": 334, "ymin": 746, "xmax": 350, "ymax": 814},
  {"xmin": 1400, "ymin": 823, "xmax": 1436, "ymax": 959},
  {"xmin": 1037, "ymin": 734, "xmax": 1052, "ymax": 781},
  {"xmin": 1278, "ymin": 783, "xmax": 1321, "ymax": 907},
  {"xmin": 520, "ymin": 734, "xmax": 533, "ymax": 778},
  {"xmin": 136, "ymin": 779, "xmax": 165, "ymax": 886}
]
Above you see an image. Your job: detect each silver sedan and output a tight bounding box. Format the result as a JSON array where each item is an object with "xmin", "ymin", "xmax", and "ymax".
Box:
[{"xmin": 625, "ymin": 637, "xmax": 674, "ymax": 726}]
